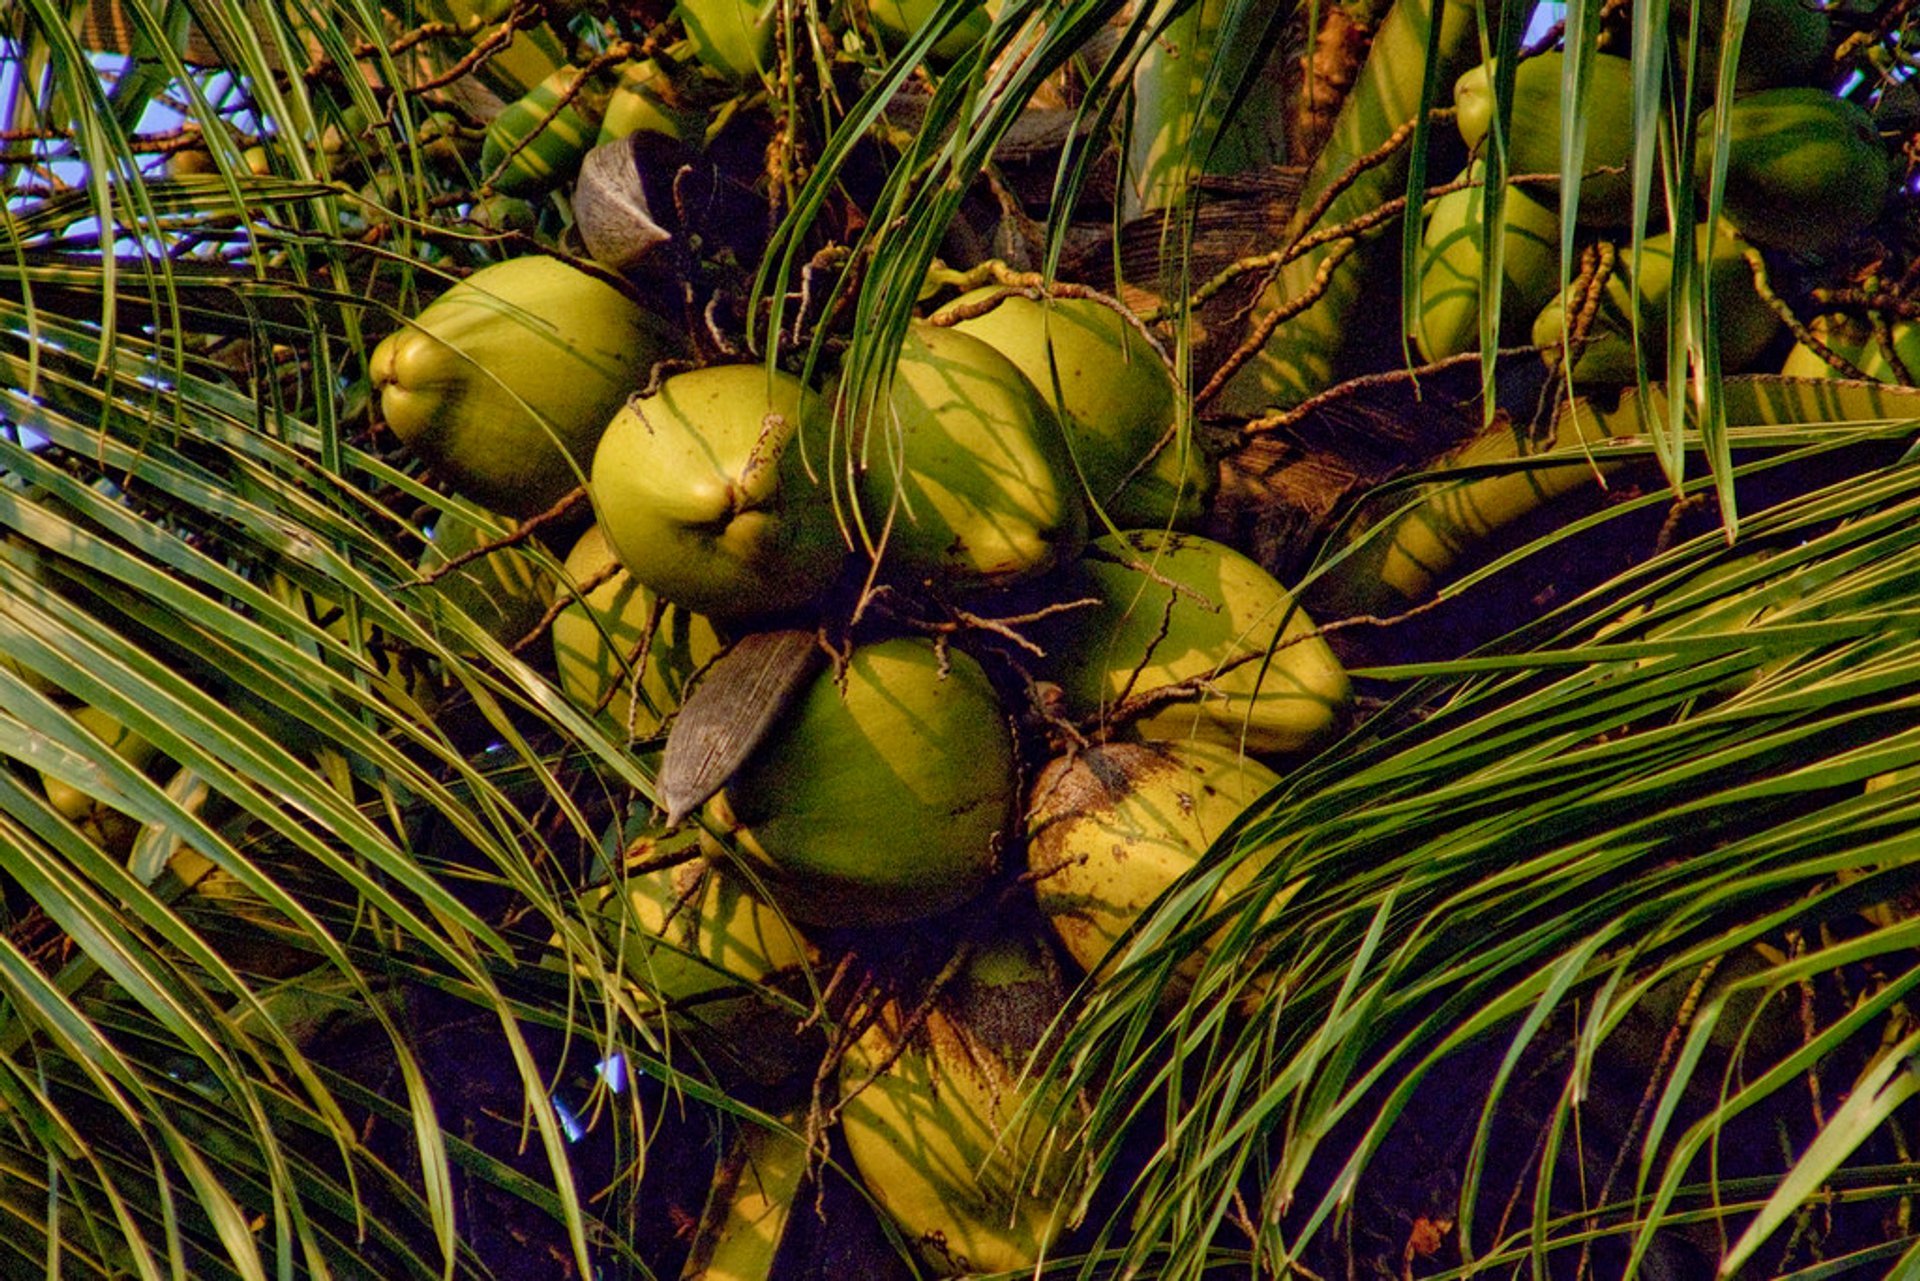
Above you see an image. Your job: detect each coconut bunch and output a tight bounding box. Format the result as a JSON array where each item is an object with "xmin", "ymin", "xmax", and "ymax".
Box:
[
  {"xmin": 1416, "ymin": 1, "xmax": 1889, "ymax": 384},
  {"xmin": 541, "ymin": 313, "xmax": 1349, "ymax": 1272},
  {"xmin": 352, "ymin": 242, "xmax": 1351, "ymax": 1266}
]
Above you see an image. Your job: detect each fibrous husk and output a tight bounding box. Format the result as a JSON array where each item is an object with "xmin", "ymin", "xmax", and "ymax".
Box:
[
  {"xmin": 1026, "ymin": 737, "xmax": 1282, "ymax": 1000},
  {"xmin": 838, "ymin": 925, "xmax": 1085, "ymax": 1276}
]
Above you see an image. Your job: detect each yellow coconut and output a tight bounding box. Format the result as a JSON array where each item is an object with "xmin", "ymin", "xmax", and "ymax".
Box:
[
  {"xmin": 940, "ymin": 287, "xmax": 1214, "ymax": 528},
  {"xmin": 838, "ymin": 926, "xmax": 1083, "ymax": 1275},
  {"xmin": 1034, "ymin": 529, "xmax": 1351, "ymax": 758},
  {"xmin": 370, "ymin": 256, "xmax": 683, "ymax": 517},
  {"xmin": 591, "ymin": 365, "xmax": 846, "ymax": 622},
  {"xmin": 1028, "ymin": 737, "xmax": 1283, "ymax": 999},
  {"xmin": 550, "ymin": 523, "xmax": 725, "ymax": 738},
  {"xmin": 839, "ymin": 322, "xmax": 1084, "ymax": 591}
]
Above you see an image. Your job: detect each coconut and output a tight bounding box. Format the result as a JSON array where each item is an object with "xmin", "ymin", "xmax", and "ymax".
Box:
[
  {"xmin": 591, "ymin": 365, "xmax": 846, "ymax": 623},
  {"xmin": 838, "ymin": 322, "xmax": 1084, "ymax": 591},
  {"xmin": 479, "ymin": 66, "xmax": 608, "ymax": 197},
  {"xmin": 1697, "ymin": 88, "xmax": 1889, "ymax": 257},
  {"xmin": 1415, "ymin": 161, "xmax": 1562, "ymax": 363},
  {"xmin": 677, "ymin": 0, "xmax": 773, "ymax": 83},
  {"xmin": 1033, "ymin": 529, "xmax": 1351, "ymax": 758},
  {"xmin": 940, "ymin": 287, "xmax": 1214, "ymax": 528},
  {"xmin": 580, "ymin": 831, "xmax": 818, "ymax": 1086},
  {"xmin": 1679, "ymin": 0, "xmax": 1830, "ymax": 95},
  {"xmin": 370, "ymin": 256, "xmax": 682, "ymax": 517},
  {"xmin": 1453, "ymin": 51, "xmax": 1637, "ymax": 225},
  {"xmin": 863, "ymin": 0, "xmax": 991, "ymax": 65},
  {"xmin": 702, "ymin": 637, "xmax": 1015, "ymax": 928},
  {"xmin": 595, "ymin": 56, "xmax": 701, "ymax": 147},
  {"xmin": 1027, "ymin": 738, "xmax": 1282, "ymax": 996},
  {"xmin": 838, "ymin": 925, "xmax": 1082, "ymax": 1275},
  {"xmin": 1530, "ymin": 220, "xmax": 1780, "ymax": 382},
  {"xmin": 551, "ymin": 523, "xmax": 724, "ymax": 738},
  {"xmin": 416, "ymin": 508, "xmax": 555, "ymax": 653}
]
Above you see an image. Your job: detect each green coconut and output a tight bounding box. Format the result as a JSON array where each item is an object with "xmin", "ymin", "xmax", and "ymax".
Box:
[
  {"xmin": 480, "ymin": 66, "xmax": 609, "ymax": 197},
  {"xmin": 1027, "ymin": 737, "xmax": 1281, "ymax": 994},
  {"xmin": 580, "ymin": 831, "xmax": 818, "ymax": 1086},
  {"xmin": 416, "ymin": 508, "xmax": 555, "ymax": 653},
  {"xmin": 1415, "ymin": 160, "xmax": 1562, "ymax": 363},
  {"xmin": 591, "ymin": 365, "xmax": 846, "ymax": 622},
  {"xmin": 1531, "ymin": 220, "xmax": 1780, "ymax": 382},
  {"xmin": 702, "ymin": 637, "xmax": 1015, "ymax": 928},
  {"xmin": 940, "ymin": 287, "xmax": 1214, "ymax": 528},
  {"xmin": 864, "ymin": 0, "xmax": 992, "ymax": 64},
  {"xmin": 551, "ymin": 523, "xmax": 725, "ymax": 737},
  {"xmin": 1034, "ymin": 529, "xmax": 1351, "ymax": 758},
  {"xmin": 370, "ymin": 256, "xmax": 682, "ymax": 517},
  {"xmin": 1697, "ymin": 88, "xmax": 1889, "ymax": 257},
  {"xmin": 1781, "ymin": 313, "xmax": 1920, "ymax": 383},
  {"xmin": 838, "ymin": 925, "xmax": 1082, "ymax": 1275},
  {"xmin": 269, "ymin": 573, "xmax": 441, "ymax": 724},
  {"xmin": 840, "ymin": 322, "xmax": 1083, "ymax": 590},
  {"xmin": 1679, "ymin": 0, "xmax": 1830, "ymax": 95},
  {"xmin": 678, "ymin": 0, "xmax": 774, "ymax": 83},
  {"xmin": 595, "ymin": 57, "xmax": 702, "ymax": 146},
  {"xmin": 1453, "ymin": 51, "xmax": 1637, "ymax": 225}
]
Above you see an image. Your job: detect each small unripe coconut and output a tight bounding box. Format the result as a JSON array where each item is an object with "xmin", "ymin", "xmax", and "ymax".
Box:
[
  {"xmin": 839, "ymin": 926, "xmax": 1082, "ymax": 1275},
  {"xmin": 703, "ymin": 637, "xmax": 1015, "ymax": 928},
  {"xmin": 678, "ymin": 0, "xmax": 774, "ymax": 83},
  {"xmin": 591, "ymin": 365, "xmax": 846, "ymax": 622},
  {"xmin": 416, "ymin": 509, "xmax": 555, "ymax": 653},
  {"xmin": 1696, "ymin": 88, "xmax": 1889, "ymax": 257},
  {"xmin": 1454, "ymin": 52, "xmax": 1637, "ymax": 225},
  {"xmin": 1027, "ymin": 738, "xmax": 1281, "ymax": 994},
  {"xmin": 551, "ymin": 523, "xmax": 724, "ymax": 737},
  {"xmin": 579, "ymin": 834, "xmax": 819, "ymax": 1086},
  {"xmin": 839, "ymin": 322, "xmax": 1084, "ymax": 591},
  {"xmin": 1033, "ymin": 530, "xmax": 1351, "ymax": 758},
  {"xmin": 369, "ymin": 256, "xmax": 682, "ymax": 517},
  {"xmin": 1531, "ymin": 220, "xmax": 1779, "ymax": 382},
  {"xmin": 480, "ymin": 66, "xmax": 607, "ymax": 197},
  {"xmin": 1415, "ymin": 161, "xmax": 1562, "ymax": 363},
  {"xmin": 940, "ymin": 287, "xmax": 1213, "ymax": 528}
]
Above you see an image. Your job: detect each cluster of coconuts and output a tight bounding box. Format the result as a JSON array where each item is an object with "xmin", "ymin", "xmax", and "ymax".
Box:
[
  {"xmin": 369, "ymin": 247, "xmax": 1352, "ymax": 1271},
  {"xmin": 1416, "ymin": 0, "xmax": 1890, "ymax": 382}
]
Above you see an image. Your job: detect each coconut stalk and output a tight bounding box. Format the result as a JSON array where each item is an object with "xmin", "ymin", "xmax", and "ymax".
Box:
[{"xmin": 1209, "ymin": 0, "xmax": 1500, "ymax": 416}]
